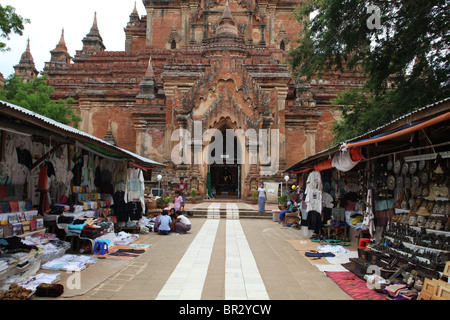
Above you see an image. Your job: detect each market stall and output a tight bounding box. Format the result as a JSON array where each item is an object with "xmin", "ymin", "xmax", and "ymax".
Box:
[
  {"xmin": 0, "ymin": 100, "xmax": 164, "ymax": 298},
  {"xmin": 285, "ymin": 97, "xmax": 450, "ymax": 300}
]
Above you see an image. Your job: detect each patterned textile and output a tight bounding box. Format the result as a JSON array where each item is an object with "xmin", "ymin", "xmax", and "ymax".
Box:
[{"xmin": 325, "ymin": 272, "xmax": 387, "ymax": 300}]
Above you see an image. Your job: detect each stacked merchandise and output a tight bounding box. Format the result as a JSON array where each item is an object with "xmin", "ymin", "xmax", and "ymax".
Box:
[
  {"xmin": 0, "ymin": 233, "xmax": 70, "ymax": 295},
  {"xmin": 72, "ymin": 187, "xmax": 111, "ymax": 211},
  {"xmin": 66, "ymin": 218, "xmax": 114, "ymax": 240},
  {"xmin": 19, "ymin": 273, "xmax": 61, "ymax": 291},
  {"xmin": 66, "ymin": 220, "xmax": 88, "ymax": 237},
  {"xmin": 41, "ymin": 254, "xmax": 97, "ymax": 272},
  {"xmin": 21, "ymin": 233, "xmax": 70, "ymax": 263},
  {"xmin": 115, "ymin": 231, "xmax": 139, "ymax": 246},
  {"xmin": 0, "ymin": 283, "xmax": 34, "ymax": 300},
  {"xmin": 345, "ymin": 156, "xmax": 449, "ymax": 300},
  {"xmin": 0, "ymin": 237, "xmax": 42, "ymax": 293},
  {"xmin": 0, "ymin": 205, "xmax": 43, "ymax": 238}
]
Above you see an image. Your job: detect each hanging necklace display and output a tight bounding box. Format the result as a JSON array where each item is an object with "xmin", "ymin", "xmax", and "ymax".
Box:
[
  {"xmin": 420, "ymin": 171, "xmax": 428, "ymax": 185},
  {"xmin": 418, "ymin": 160, "xmax": 425, "ymax": 171},
  {"xmin": 397, "ymin": 176, "xmax": 404, "ymax": 189},
  {"xmin": 394, "ymin": 159, "xmax": 401, "ymax": 174},
  {"xmin": 409, "ymin": 162, "xmax": 417, "ymax": 174},
  {"xmin": 401, "ymin": 162, "xmax": 409, "ymax": 175},
  {"xmin": 412, "ymin": 175, "xmax": 420, "ymax": 189},
  {"xmin": 387, "ymin": 175, "xmax": 396, "ymax": 190}
]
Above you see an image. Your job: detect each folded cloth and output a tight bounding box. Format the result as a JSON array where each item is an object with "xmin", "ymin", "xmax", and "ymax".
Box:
[
  {"xmin": 36, "ymin": 283, "xmax": 64, "ymax": 297},
  {"xmin": 109, "ymin": 251, "xmax": 139, "ymax": 258},
  {"xmin": 117, "ymin": 248, "xmax": 145, "ymax": 254},
  {"xmin": 68, "ymin": 222, "xmax": 87, "ymax": 230},
  {"xmin": 305, "ymin": 251, "xmax": 335, "ymax": 258},
  {"xmin": 386, "ymin": 284, "xmax": 407, "ymax": 297},
  {"xmin": 317, "ymin": 244, "xmax": 349, "ymax": 253}
]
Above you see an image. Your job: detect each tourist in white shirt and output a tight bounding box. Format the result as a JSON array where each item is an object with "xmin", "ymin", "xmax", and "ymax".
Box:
[{"xmin": 257, "ymin": 183, "xmax": 267, "ymax": 213}]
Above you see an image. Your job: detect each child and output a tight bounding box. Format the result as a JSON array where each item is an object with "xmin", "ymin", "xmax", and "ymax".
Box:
[{"xmin": 174, "ymin": 190, "xmax": 183, "ymax": 211}]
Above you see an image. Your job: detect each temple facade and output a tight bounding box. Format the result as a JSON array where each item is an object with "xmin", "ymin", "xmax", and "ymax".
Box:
[{"xmin": 35, "ymin": 0, "xmax": 365, "ymax": 199}]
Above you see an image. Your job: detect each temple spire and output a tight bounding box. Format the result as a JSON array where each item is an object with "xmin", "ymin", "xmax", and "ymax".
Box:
[
  {"xmin": 136, "ymin": 57, "xmax": 156, "ymax": 100},
  {"xmin": 145, "ymin": 57, "xmax": 155, "ymax": 78},
  {"xmin": 14, "ymin": 38, "xmax": 39, "ymax": 81},
  {"xmin": 216, "ymin": 0, "xmax": 238, "ymax": 35},
  {"xmin": 82, "ymin": 12, "xmax": 106, "ymax": 53},
  {"xmin": 55, "ymin": 28, "xmax": 68, "ymax": 52},
  {"xmin": 45, "ymin": 28, "xmax": 71, "ymax": 70}
]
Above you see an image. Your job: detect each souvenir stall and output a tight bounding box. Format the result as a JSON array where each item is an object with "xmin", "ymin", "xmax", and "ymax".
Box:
[
  {"xmin": 291, "ymin": 147, "xmax": 367, "ymax": 245},
  {"xmin": 0, "ymin": 100, "xmax": 163, "ymax": 298},
  {"xmin": 286, "ymin": 97, "xmax": 450, "ymax": 300}
]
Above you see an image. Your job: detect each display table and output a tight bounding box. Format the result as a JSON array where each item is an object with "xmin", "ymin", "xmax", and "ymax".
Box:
[
  {"xmin": 284, "ymin": 212, "xmax": 300, "ymax": 225},
  {"xmin": 322, "ymin": 224, "xmax": 350, "ymax": 238}
]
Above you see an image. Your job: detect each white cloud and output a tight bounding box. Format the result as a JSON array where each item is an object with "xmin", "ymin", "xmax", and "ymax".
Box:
[{"xmin": 0, "ymin": 0, "xmax": 146, "ymax": 78}]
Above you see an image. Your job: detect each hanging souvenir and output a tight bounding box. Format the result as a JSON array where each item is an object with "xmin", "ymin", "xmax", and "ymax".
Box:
[
  {"xmin": 405, "ymin": 177, "xmax": 411, "ymax": 189},
  {"xmin": 418, "ymin": 160, "xmax": 426, "ymax": 171},
  {"xmin": 412, "ymin": 175, "xmax": 420, "ymax": 189},
  {"xmin": 409, "ymin": 162, "xmax": 417, "ymax": 174},
  {"xmin": 401, "ymin": 162, "xmax": 409, "ymax": 175},
  {"xmin": 387, "ymin": 175, "xmax": 396, "ymax": 190},
  {"xmin": 387, "ymin": 157, "xmax": 393, "ymax": 171},
  {"xmin": 420, "ymin": 172, "xmax": 428, "ymax": 185},
  {"xmin": 394, "ymin": 160, "xmax": 401, "ymax": 174},
  {"xmin": 396, "ymin": 176, "xmax": 403, "ymax": 189}
]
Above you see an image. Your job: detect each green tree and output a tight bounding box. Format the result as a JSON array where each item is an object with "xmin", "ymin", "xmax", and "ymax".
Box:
[
  {"xmin": 289, "ymin": 0, "xmax": 450, "ymax": 144},
  {"xmin": 0, "ymin": 4, "xmax": 30, "ymax": 52},
  {"xmin": 0, "ymin": 74, "xmax": 81, "ymax": 128}
]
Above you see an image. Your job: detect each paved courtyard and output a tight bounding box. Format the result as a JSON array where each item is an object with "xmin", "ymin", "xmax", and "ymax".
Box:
[{"xmin": 55, "ymin": 202, "xmax": 353, "ymax": 301}]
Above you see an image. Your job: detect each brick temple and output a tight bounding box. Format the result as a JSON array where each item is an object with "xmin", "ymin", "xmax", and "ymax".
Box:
[{"xmin": 16, "ymin": 0, "xmax": 365, "ymax": 199}]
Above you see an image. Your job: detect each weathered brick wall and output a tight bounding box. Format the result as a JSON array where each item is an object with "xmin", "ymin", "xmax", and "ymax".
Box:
[{"xmin": 40, "ymin": 0, "xmax": 366, "ymax": 190}]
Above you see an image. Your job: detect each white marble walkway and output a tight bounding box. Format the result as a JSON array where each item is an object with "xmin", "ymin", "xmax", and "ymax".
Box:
[{"xmin": 156, "ymin": 203, "xmax": 269, "ymax": 300}]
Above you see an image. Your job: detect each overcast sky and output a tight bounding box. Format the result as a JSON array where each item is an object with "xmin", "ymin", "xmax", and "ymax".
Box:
[{"xmin": 0, "ymin": 0, "xmax": 146, "ymax": 78}]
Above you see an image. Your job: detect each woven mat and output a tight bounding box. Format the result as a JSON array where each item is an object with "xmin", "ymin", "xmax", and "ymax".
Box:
[
  {"xmin": 33, "ymin": 258, "xmax": 131, "ymax": 298},
  {"xmin": 35, "ymin": 235, "xmax": 153, "ymax": 298}
]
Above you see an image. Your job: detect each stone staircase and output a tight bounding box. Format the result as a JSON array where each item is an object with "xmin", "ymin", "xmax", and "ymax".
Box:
[{"xmin": 187, "ymin": 201, "xmax": 273, "ymax": 219}]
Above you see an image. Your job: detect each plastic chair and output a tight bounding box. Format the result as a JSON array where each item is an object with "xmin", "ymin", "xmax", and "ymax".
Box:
[
  {"xmin": 358, "ymin": 238, "xmax": 370, "ymax": 249},
  {"xmin": 93, "ymin": 241, "xmax": 109, "ymax": 255}
]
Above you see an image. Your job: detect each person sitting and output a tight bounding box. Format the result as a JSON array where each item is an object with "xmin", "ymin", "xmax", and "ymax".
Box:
[
  {"xmin": 174, "ymin": 210, "xmax": 192, "ymax": 234},
  {"xmin": 168, "ymin": 207, "xmax": 177, "ymax": 232},
  {"xmin": 158, "ymin": 210, "xmax": 172, "ymax": 235},
  {"xmin": 279, "ymin": 199, "xmax": 293, "ymax": 223},
  {"xmin": 153, "ymin": 212, "xmax": 162, "ymax": 232}
]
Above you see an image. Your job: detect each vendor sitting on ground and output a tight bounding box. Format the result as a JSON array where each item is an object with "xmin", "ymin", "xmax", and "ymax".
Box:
[
  {"xmin": 279, "ymin": 199, "xmax": 293, "ymax": 223},
  {"xmin": 174, "ymin": 210, "xmax": 192, "ymax": 234},
  {"xmin": 158, "ymin": 210, "xmax": 172, "ymax": 235},
  {"xmin": 153, "ymin": 212, "xmax": 162, "ymax": 232}
]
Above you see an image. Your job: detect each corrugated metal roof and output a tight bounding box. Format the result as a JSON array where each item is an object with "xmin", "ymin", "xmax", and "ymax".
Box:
[
  {"xmin": 285, "ymin": 96, "xmax": 450, "ymax": 172},
  {"xmin": 0, "ymin": 99, "xmax": 164, "ymax": 167},
  {"xmin": 341, "ymin": 96, "xmax": 450, "ymax": 144}
]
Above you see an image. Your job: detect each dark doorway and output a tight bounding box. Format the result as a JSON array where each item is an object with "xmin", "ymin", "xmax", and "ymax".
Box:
[
  {"xmin": 210, "ymin": 164, "xmax": 239, "ymax": 197},
  {"xmin": 208, "ymin": 125, "xmax": 242, "ymax": 198}
]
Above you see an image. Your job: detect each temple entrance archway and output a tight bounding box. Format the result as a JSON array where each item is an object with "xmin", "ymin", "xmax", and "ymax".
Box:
[{"xmin": 204, "ymin": 123, "xmax": 244, "ymax": 199}]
